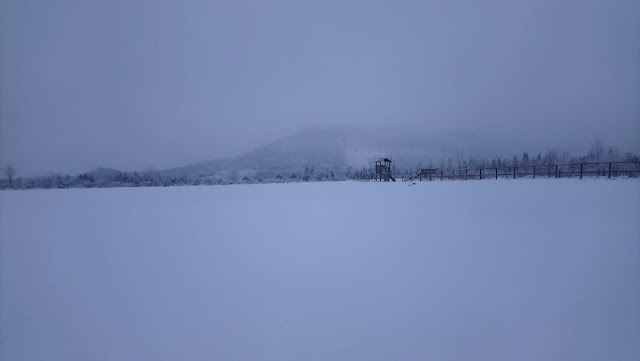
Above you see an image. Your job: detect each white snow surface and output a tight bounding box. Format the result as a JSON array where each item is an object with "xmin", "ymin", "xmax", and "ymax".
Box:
[{"xmin": 1, "ymin": 179, "xmax": 639, "ymax": 361}]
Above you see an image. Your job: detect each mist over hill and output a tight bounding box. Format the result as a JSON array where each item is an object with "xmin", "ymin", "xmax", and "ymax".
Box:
[{"xmin": 161, "ymin": 125, "xmax": 573, "ymax": 176}]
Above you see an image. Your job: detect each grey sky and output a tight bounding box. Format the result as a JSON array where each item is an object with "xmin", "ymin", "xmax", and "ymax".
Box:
[{"xmin": 1, "ymin": 0, "xmax": 639, "ymax": 175}]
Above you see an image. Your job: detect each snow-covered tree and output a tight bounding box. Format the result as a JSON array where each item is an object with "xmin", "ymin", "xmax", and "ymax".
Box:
[
  {"xmin": 4, "ymin": 165, "xmax": 15, "ymax": 184},
  {"xmin": 521, "ymin": 153, "xmax": 530, "ymax": 168},
  {"xmin": 455, "ymin": 147, "xmax": 465, "ymax": 171},
  {"xmin": 587, "ymin": 139, "xmax": 605, "ymax": 162},
  {"xmin": 606, "ymin": 147, "xmax": 620, "ymax": 162}
]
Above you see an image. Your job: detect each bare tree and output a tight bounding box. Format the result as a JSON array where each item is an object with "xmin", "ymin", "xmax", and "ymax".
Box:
[
  {"xmin": 606, "ymin": 147, "xmax": 620, "ymax": 162},
  {"xmin": 4, "ymin": 165, "xmax": 15, "ymax": 184},
  {"xmin": 588, "ymin": 139, "xmax": 605, "ymax": 162},
  {"xmin": 455, "ymin": 147, "xmax": 465, "ymax": 171},
  {"xmin": 544, "ymin": 146, "xmax": 559, "ymax": 165}
]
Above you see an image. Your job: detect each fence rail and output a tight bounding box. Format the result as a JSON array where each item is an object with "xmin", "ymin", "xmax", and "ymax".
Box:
[{"xmin": 377, "ymin": 162, "xmax": 640, "ymax": 182}]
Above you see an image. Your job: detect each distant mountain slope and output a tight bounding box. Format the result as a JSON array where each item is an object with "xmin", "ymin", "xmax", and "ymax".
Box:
[
  {"xmin": 161, "ymin": 125, "xmax": 523, "ymax": 176},
  {"xmin": 162, "ymin": 134, "xmax": 346, "ymax": 176}
]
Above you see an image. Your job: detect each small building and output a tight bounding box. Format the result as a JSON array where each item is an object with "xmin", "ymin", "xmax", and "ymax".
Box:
[
  {"xmin": 374, "ymin": 158, "xmax": 395, "ymax": 182},
  {"xmin": 420, "ymin": 168, "xmax": 437, "ymax": 178}
]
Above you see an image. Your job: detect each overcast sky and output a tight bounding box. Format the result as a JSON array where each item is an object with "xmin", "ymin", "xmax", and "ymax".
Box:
[{"xmin": 1, "ymin": 0, "xmax": 639, "ymax": 175}]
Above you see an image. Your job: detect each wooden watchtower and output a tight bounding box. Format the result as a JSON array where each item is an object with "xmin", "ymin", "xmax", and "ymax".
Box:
[{"xmin": 374, "ymin": 158, "xmax": 395, "ymax": 182}]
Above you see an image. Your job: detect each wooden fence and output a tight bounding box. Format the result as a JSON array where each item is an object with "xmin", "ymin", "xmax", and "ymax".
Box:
[{"xmin": 391, "ymin": 161, "xmax": 640, "ymax": 182}]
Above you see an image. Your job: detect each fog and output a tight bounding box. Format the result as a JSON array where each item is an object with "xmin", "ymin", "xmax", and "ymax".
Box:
[{"xmin": 1, "ymin": 0, "xmax": 639, "ymax": 175}]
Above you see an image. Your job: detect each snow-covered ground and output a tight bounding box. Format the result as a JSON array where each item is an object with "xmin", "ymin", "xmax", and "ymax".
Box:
[{"xmin": 1, "ymin": 179, "xmax": 639, "ymax": 361}]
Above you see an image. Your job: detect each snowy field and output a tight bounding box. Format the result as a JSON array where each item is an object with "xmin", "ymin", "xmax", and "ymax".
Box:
[{"xmin": 1, "ymin": 179, "xmax": 639, "ymax": 361}]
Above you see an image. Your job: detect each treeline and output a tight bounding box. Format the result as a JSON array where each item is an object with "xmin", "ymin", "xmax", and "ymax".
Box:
[
  {"xmin": 0, "ymin": 166, "xmax": 351, "ymax": 190},
  {"xmin": 409, "ymin": 141, "xmax": 639, "ymax": 174}
]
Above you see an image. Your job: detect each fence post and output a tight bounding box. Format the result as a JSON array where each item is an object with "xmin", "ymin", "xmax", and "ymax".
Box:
[
  {"xmin": 479, "ymin": 168, "xmax": 482, "ymax": 180},
  {"xmin": 420, "ymin": 172, "xmax": 422, "ymax": 181},
  {"xmin": 608, "ymin": 162, "xmax": 612, "ymax": 179},
  {"xmin": 533, "ymin": 166, "xmax": 536, "ymax": 179},
  {"xmin": 440, "ymin": 171, "xmax": 443, "ymax": 181},
  {"xmin": 465, "ymin": 169, "xmax": 468, "ymax": 180},
  {"xmin": 513, "ymin": 167, "xmax": 516, "ymax": 179},
  {"xmin": 555, "ymin": 165, "xmax": 558, "ymax": 178},
  {"xmin": 495, "ymin": 168, "xmax": 498, "ymax": 180},
  {"xmin": 580, "ymin": 164, "xmax": 583, "ymax": 179}
]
